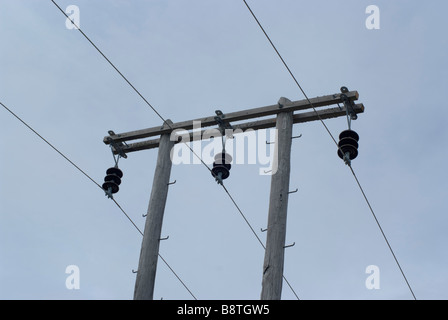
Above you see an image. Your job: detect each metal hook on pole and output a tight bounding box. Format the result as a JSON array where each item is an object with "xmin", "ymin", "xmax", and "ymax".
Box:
[
  {"xmin": 167, "ymin": 180, "xmax": 177, "ymax": 186},
  {"xmin": 159, "ymin": 236, "xmax": 169, "ymax": 241},
  {"xmin": 284, "ymin": 242, "xmax": 295, "ymax": 249}
]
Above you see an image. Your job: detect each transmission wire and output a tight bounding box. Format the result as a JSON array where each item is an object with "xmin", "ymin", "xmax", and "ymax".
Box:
[
  {"xmin": 50, "ymin": 0, "xmax": 300, "ymax": 299},
  {"xmin": 348, "ymin": 165, "xmax": 416, "ymax": 300},
  {"xmin": 241, "ymin": 0, "xmax": 416, "ymax": 300},
  {"xmin": 50, "ymin": 0, "xmax": 168, "ymax": 127},
  {"xmin": 0, "ymin": 100, "xmax": 197, "ymax": 300}
]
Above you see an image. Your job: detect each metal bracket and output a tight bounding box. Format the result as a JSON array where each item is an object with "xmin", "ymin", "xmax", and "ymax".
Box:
[
  {"xmin": 104, "ymin": 186, "xmax": 114, "ymax": 199},
  {"xmin": 340, "ymin": 87, "xmax": 358, "ymax": 122},
  {"xmin": 107, "ymin": 130, "xmax": 128, "ymax": 159},
  {"xmin": 214, "ymin": 171, "xmax": 224, "ymax": 185},
  {"xmin": 214, "ymin": 110, "xmax": 234, "ymax": 139},
  {"xmin": 343, "ymin": 152, "xmax": 352, "ymax": 166}
]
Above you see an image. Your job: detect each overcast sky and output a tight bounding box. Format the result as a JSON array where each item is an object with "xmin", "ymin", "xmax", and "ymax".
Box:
[{"xmin": 1, "ymin": 0, "xmax": 447, "ymax": 300}]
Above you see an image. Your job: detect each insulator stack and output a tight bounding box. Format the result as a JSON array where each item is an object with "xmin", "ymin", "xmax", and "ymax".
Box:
[
  {"xmin": 337, "ymin": 129, "xmax": 359, "ymax": 163},
  {"xmin": 211, "ymin": 152, "xmax": 232, "ymax": 182},
  {"xmin": 102, "ymin": 167, "xmax": 123, "ymax": 196}
]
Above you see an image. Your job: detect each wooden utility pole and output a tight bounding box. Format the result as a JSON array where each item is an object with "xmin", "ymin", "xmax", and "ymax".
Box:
[
  {"xmin": 133, "ymin": 120, "xmax": 174, "ymax": 300},
  {"xmin": 261, "ymin": 111, "xmax": 293, "ymax": 300},
  {"xmin": 103, "ymin": 89, "xmax": 364, "ymax": 300}
]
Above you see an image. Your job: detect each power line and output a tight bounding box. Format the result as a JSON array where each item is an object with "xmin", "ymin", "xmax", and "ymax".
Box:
[
  {"xmin": 0, "ymin": 101, "xmax": 102, "ymax": 191},
  {"xmin": 220, "ymin": 185, "xmax": 301, "ymax": 300},
  {"xmin": 241, "ymin": 0, "xmax": 339, "ymax": 147},
  {"xmin": 112, "ymin": 198, "xmax": 198, "ymax": 300},
  {"xmin": 0, "ymin": 100, "xmax": 197, "ymax": 300},
  {"xmin": 50, "ymin": 0, "xmax": 301, "ymax": 299},
  {"xmin": 50, "ymin": 1, "xmax": 213, "ymax": 172},
  {"xmin": 112, "ymin": 198, "xmax": 144, "ymax": 236},
  {"xmin": 157, "ymin": 251, "xmax": 198, "ymax": 300},
  {"xmin": 241, "ymin": 0, "xmax": 417, "ymax": 300},
  {"xmin": 0, "ymin": 101, "xmax": 141, "ymax": 236},
  {"xmin": 221, "ymin": 184, "xmax": 265, "ymax": 249},
  {"xmin": 50, "ymin": 0, "xmax": 168, "ymax": 127},
  {"xmin": 52, "ymin": 0, "xmax": 415, "ymax": 300},
  {"xmin": 348, "ymin": 166, "xmax": 417, "ymax": 300},
  {"xmin": 52, "ymin": 0, "xmax": 206, "ymax": 298}
]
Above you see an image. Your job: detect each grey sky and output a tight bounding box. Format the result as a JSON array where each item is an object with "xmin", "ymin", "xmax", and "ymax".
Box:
[{"xmin": 0, "ymin": 0, "xmax": 447, "ymax": 299}]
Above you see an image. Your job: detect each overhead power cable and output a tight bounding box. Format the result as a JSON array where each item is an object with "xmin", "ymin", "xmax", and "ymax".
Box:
[
  {"xmin": 348, "ymin": 166, "xmax": 416, "ymax": 300},
  {"xmin": 0, "ymin": 100, "xmax": 197, "ymax": 300},
  {"xmin": 0, "ymin": 101, "xmax": 102, "ymax": 191},
  {"xmin": 241, "ymin": 0, "xmax": 416, "ymax": 300},
  {"xmin": 50, "ymin": 0, "xmax": 300, "ymax": 299},
  {"xmin": 50, "ymin": 0, "xmax": 168, "ymax": 126},
  {"xmin": 50, "ymin": 1, "xmax": 213, "ymax": 172},
  {"xmin": 221, "ymin": 184, "xmax": 300, "ymax": 300},
  {"xmin": 112, "ymin": 198, "xmax": 197, "ymax": 300}
]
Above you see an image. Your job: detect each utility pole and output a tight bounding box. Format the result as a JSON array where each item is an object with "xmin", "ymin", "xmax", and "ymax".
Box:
[
  {"xmin": 133, "ymin": 120, "xmax": 174, "ymax": 300},
  {"xmin": 261, "ymin": 111, "xmax": 293, "ymax": 300},
  {"xmin": 103, "ymin": 89, "xmax": 364, "ymax": 300}
]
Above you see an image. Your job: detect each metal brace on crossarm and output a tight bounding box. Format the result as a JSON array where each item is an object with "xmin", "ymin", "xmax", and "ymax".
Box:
[
  {"xmin": 214, "ymin": 110, "xmax": 234, "ymax": 147},
  {"xmin": 106, "ymin": 130, "xmax": 128, "ymax": 163},
  {"xmin": 339, "ymin": 87, "xmax": 358, "ymax": 130}
]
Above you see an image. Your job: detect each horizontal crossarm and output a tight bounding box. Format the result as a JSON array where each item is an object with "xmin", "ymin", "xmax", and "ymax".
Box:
[
  {"xmin": 103, "ymin": 91, "xmax": 359, "ymax": 146},
  {"xmin": 112, "ymin": 103, "xmax": 364, "ymax": 154}
]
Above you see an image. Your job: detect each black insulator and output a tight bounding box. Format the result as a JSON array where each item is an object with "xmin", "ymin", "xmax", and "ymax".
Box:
[
  {"xmin": 211, "ymin": 152, "xmax": 232, "ymax": 181},
  {"xmin": 339, "ymin": 129, "xmax": 359, "ymax": 142},
  {"xmin": 104, "ymin": 174, "xmax": 121, "ymax": 186},
  {"xmin": 337, "ymin": 143, "xmax": 358, "ymax": 160},
  {"xmin": 337, "ymin": 129, "xmax": 359, "ymax": 161},
  {"xmin": 338, "ymin": 137, "xmax": 359, "ymax": 150},
  {"xmin": 106, "ymin": 167, "xmax": 123, "ymax": 178},
  {"xmin": 214, "ymin": 152, "xmax": 232, "ymax": 165},
  {"xmin": 103, "ymin": 167, "xmax": 123, "ymax": 194},
  {"xmin": 213, "ymin": 161, "xmax": 231, "ymax": 171},
  {"xmin": 212, "ymin": 165, "xmax": 230, "ymax": 180}
]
